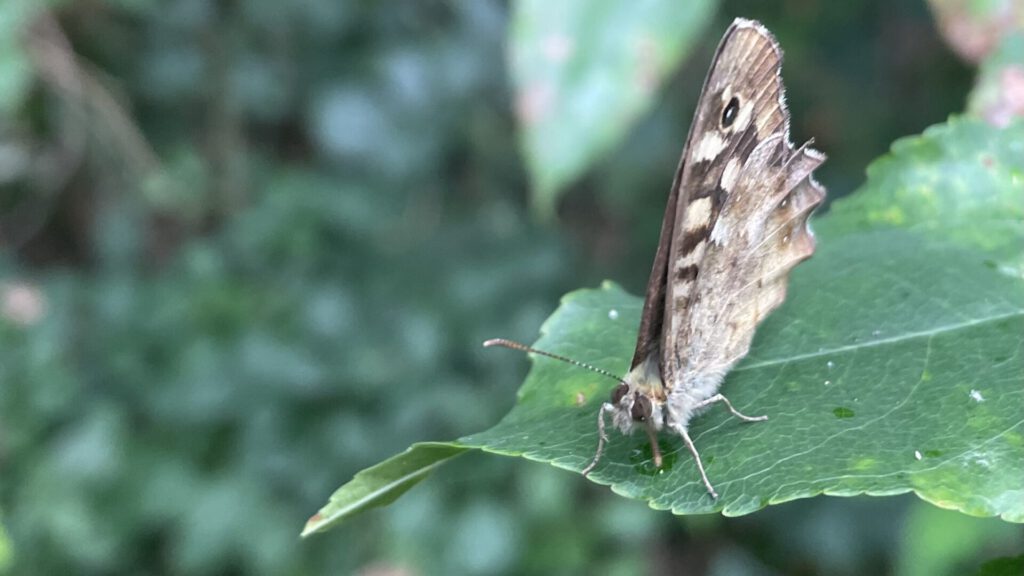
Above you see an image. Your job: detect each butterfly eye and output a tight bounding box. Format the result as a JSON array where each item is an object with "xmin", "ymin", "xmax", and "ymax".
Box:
[
  {"xmin": 631, "ymin": 393, "xmax": 653, "ymax": 422},
  {"xmin": 610, "ymin": 383, "xmax": 629, "ymax": 404},
  {"xmin": 721, "ymin": 96, "xmax": 740, "ymax": 128}
]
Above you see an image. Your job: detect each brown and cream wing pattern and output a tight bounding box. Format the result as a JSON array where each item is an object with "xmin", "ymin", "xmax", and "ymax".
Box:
[{"xmin": 661, "ymin": 19, "xmax": 826, "ymax": 389}]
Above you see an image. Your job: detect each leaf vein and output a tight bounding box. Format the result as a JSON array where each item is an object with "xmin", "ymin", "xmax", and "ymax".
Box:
[{"xmin": 734, "ymin": 310, "xmax": 1023, "ymax": 372}]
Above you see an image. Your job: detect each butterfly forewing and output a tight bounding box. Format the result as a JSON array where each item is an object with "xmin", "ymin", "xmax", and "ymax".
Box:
[{"xmin": 654, "ymin": 20, "xmax": 825, "ymax": 391}]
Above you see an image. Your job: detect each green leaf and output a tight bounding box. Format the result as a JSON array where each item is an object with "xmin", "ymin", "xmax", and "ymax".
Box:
[
  {"xmin": 304, "ymin": 117, "xmax": 1024, "ymax": 535},
  {"xmin": 510, "ymin": 0, "xmax": 717, "ymax": 218},
  {"xmin": 823, "ymin": 116, "xmax": 1024, "ymax": 272},
  {"xmin": 301, "ymin": 443, "xmax": 467, "ymax": 536}
]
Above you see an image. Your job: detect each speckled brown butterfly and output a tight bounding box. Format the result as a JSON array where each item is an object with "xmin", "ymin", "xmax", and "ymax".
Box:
[{"xmin": 486, "ymin": 18, "xmax": 825, "ymax": 498}]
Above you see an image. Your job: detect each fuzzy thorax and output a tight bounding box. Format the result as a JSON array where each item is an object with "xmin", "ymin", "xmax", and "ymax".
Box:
[
  {"xmin": 612, "ymin": 353, "xmax": 727, "ymax": 435},
  {"xmin": 611, "ymin": 354, "xmax": 667, "ymax": 434}
]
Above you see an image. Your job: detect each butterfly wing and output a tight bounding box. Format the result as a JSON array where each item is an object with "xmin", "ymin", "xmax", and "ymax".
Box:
[
  {"xmin": 660, "ymin": 19, "xmax": 826, "ymax": 391},
  {"xmin": 629, "ymin": 18, "xmax": 781, "ymax": 374},
  {"xmin": 629, "ymin": 153, "xmax": 680, "ymax": 371}
]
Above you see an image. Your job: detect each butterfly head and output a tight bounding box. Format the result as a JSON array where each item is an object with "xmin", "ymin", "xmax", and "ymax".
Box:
[{"xmin": 607, "ymin": 357, "xmax": 667, "ymax": 434}]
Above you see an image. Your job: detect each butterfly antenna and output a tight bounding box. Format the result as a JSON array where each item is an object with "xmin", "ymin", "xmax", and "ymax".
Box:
[{"xmin": 483, "ymin": 338, "xmax": 627, "ymax": 386}]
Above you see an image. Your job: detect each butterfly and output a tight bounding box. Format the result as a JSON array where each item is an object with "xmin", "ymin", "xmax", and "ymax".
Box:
[{"xmin": 487, "ymin": 18, "xmax": 826, "ymax": 498}]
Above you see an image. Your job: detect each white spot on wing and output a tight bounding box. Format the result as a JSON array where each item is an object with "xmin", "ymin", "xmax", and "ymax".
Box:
[
  {"xmin": 756, "ymin": 107, "xmax": 777, "ymax": 135},
  {"xmin": 693, "ymin": 132, "xmax": 726, "ymax": 162},
  {"xmin": 720, "ymin": 158, "xmax": 741, "ymax": 191},
  {"xmin": 675, "ymin": 241, "xmax": 705, "ymax": 267},
  {"xmin": 732, "ymin": 101, "xmax": 752, "ymax": 131},
  {"xmin": 684, "ymin": 197, "xmax": 712, "ymax": 231}
]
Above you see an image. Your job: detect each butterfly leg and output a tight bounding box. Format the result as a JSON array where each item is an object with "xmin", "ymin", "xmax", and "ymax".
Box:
[
  {"xmin": 696, "ymin": 393, "xmax": 767, "ymax": 423},
  {"xmin": 673, "ymin": 423, "xmax": 718, "ymax": 499},
  {"xmin": 582, "ymin": 402, "xmax": 615, "ymax": 476},
  {"xmin": 644, "ymin": 423, "xmax": 663, "ymax": 468}
]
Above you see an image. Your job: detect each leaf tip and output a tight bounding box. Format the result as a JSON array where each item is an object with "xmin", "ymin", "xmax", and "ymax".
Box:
[{"xmin": 300, "ymin": 513, "xmax": 325, "ymax": 538}]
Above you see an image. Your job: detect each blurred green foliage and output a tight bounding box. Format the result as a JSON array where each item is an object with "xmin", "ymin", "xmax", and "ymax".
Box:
[
  {"xmin": 0, "ymin": 0, "xmax": 1020, "ymax": 575},
  {"xmin": 510, "ymin": 0, "xmax": 716, "ymax": 216}
]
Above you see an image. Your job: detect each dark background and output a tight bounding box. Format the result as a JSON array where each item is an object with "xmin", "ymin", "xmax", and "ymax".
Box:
[{"xmin": 1, "ymin": 1, "xmax": 1019, "ymax": 574}]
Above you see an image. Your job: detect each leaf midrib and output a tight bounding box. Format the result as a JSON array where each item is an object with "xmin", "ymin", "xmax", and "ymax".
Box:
[{"xmin": 736, "ymin": 309, "xmax": 1024, "ymax": 372}]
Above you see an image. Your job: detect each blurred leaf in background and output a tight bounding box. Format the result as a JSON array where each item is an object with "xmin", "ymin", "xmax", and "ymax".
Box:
[
  {"xmin": 0, "ymin": 0, "xmax": 1018, "ymax": 575},
  {"xmin": 510, "ymin": 0, "xmax": 716, "ymax": 217},
  {"xmin": 899, "ymin": 502, "xmax": 1022, "ymax": 576},
  {"xmin": 968, "ymin": 31, "xmax": 1024, "ymax": 126},
  {"xmin": 928, "ymin": 0, "xmax": 1023, "ymax": 63},
  {"xmin": 927, "ymin": 0, "xmax": 1024, "ymax": 127}
]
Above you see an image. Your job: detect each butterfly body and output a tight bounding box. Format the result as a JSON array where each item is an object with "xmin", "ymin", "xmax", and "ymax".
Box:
[{"xmin": 610, "ymin": 339, "xmax": 732, "ymax": 446}]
